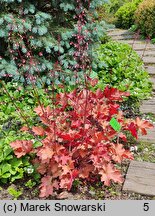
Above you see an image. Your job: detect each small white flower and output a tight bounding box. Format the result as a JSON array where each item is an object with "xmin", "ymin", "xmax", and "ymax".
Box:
[
  {"xmin": 134, "ymin": 146, "xmax": 138, "ymax": 151},
  {"xmin": 130, "ymin": 146, "xmax": 138, "ymax": 152},
  {"xmin": 130, "ymin": 146, "xmax": 135, "ymax": 152},
  {"xmin": 26, "ymin": 168, "xmax": 34, "ymax": 174}
]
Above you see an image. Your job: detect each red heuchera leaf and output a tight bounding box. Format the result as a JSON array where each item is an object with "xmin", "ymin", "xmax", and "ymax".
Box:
[
  {"xmin": 59, "ymin": 132, "xmax": 81, "ymax": 141},
  {"xmin": 118, "ymin": 132, "xmax": 127, "ymax": 142},
  {"xmin": 79, "ymin": 164, "xmax": 94, "ymax": 178},
  {"xmin": 87, "ymin": 77, "xmax": 98, "ymax": 87},
  {"xmin": 110, "ymin": 143, "xmax": 133, "ymax": 163},
  {"xmin": 135, "ymin": 117, "xmax": 154, "ymax": 135},
  {"xmin": 60, "ymin": 171, "xmax": 77, "ymax": 190},
  {"xmin": 34, "ymin": 106, "xmax": 46, "ymax": 116},
  {"xmin": 104, "ymin": 86, "xmax": 130, "ymax": 101},
  {"xmin": 20, "ymin": 126, "xmax": 29, "ymax": 131},
  {"xmin": 55, "ymin": 92, "xmax": 68, "ymax": 109},
  {"xmin": 48, "ymin": 161, "xmax": 61, "ymax": 178},
  {"xmin": 91, "ymin": 132, "xmax": 106, "ymax": 143},
  {"xmin": 37, "ymin": 146, "xmax": 54, "ymax": 162},
  {"xmin": 10, "ymin": 140, "xmax": 33, "ymax": 158},
  {"xmin": 71, "ymin": 120, "xmax": 82, "ymax": 129},
  {"xmin": 34, "ymin": 105, "xmax": 53, "ymax": 124},
  {"xmin": 99, "ymin": 163, "xmax": 123, "ymax": 186},
  {"xmin": 37, "ymin": 163, "xmax": 47, "ymax": 175},
  {"xmin": 72, "ymin": 169, "xmax": 79, "ymax": 179},
  {"xmin": 95, "ymin": 88, "xmax": 104, "ymax": 99},
  {"xmin": 59, "ymin": 154, "xmax": 72, "ymax": 165},
  {"xmin": 127, "ymin": 122, "xmax": 138, "ymax": 139},
  {"xmin": 109, "ymin": 104, "xmax": 120, "ymax": 115},
  {"xmin": 32, "ymin": 126, "xmax": 45, "ymax": 136},
  {"xmin": 39, "ymin": 176, "xmax": 59, "ymax": 198},
  {"xmin": 61, "ymin": 160, "xmax": 74, "ymax": 176},
  {"xmin": 91, "ymin": 143, "xmax": 110, "ymax": 164}
]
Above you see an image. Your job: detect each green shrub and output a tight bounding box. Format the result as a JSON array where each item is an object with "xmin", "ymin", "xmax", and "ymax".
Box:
[
  {"xmin": 135, "ymin": 0, "xmax": 155, "ymax": 37},
  {"xmin": 106, "ymin": 0, "xmax": 125, "ymax": 14},
  {"xmin": 115, "ymin": 0, "xmax": 142, "ymax": 29},
  {"xmin": 97, "ymin": 0, "xmax": 123, "ymax": 23},
  {"xmin": 97, "ymin": 0, "xmax": 131, "ymax": 24},
  {"xmin": 93, "ymin": 41, "xmax": 152, "ymax": 101}
]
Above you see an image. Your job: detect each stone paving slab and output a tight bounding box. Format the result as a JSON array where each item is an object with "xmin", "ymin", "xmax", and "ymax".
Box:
[
  {"xmin": 150, "ymin": 77, "xmax": 155, "ymax": 90},
  {"xmin": 115, "ymin": 40, "xmax": 144, "ymax": 45},
  {"xmin": 145, "ymin": 66, "xmax": 155, "ymax": 75},
  {"xmin": 132, "ymin": 44, "xmax": 155, "ymax": 51},
  {"xmin": 136, "ymin": 50, "xmax": 155, "ymax": 57},
  {"xmin": 110, "ymin": 35, "xmax": 134, "ymax": 41},
  {"xmin": 123, "ymin": 160, "xmax": 155, "ymax": 196},
  {"xmin": 138, "ymin": 126, "xmax": 155, "ymax": 143},
  {"xmin": 116, "ymin": 41, "xmax": 155, "ymax": 50},
  {"xmin": 140, "ymin": 97, "xmax": 155, "ymax": 114},
  {"xmin": 143, "ymin": 57, "xmax": 155, "ymax": 65},
  {"xmin": 107, "ymin": 29, "xmax": 133, "ymax": 36}
]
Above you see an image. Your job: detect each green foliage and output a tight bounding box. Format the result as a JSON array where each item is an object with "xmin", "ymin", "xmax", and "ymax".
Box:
[
  {"xmin": 0, "ymin": 82, "xmax": 50, "ymax": 127},
  {"xmin": 7, "ymin": 186, "xmax": 23, "ymax": 200},
  {"xmin": 115, "ymin": 0, "xmax": 142, "ymax": 29},
  {"xmin": 0, "ymin": 82, "xmax": 51, "ymax": 183},
  {"xmin": 25, "ymin": 179, "xmax": 36, "ymax": 189},
  {"xmin": 129, "ymin": 24, "xmax": 139, "ymax": 32},
  {"xmin": 97, "ymin": 0, "xmax": 125, "ymax": 23},
  {"xmin": 0, "ymin": 100, "xmax": 32, "ymax": 183},
  {"xmin": 151, "ymin": 38, "xmax": 155, "ymax": 44},
  {"xmin": 93, "ymin": 41, "xmax": 152, "ymax": 101},
  {"xmin": 103, "ymin": 0, "xmax": 125, "ymax": 14},
  {"xmin": 135, "ymin": 141, "xmax": 155, "ymax": 163},
  {"xmin": 97, "ymin": 0, "xmax": 140, "ymax": 24},
  {"xmin": 135, "ymin": 0, "xmax": 155, "ymax": 37},
  {"xmin": 0, "ymin": 148, "xmax": 30, "ymax": 183}
]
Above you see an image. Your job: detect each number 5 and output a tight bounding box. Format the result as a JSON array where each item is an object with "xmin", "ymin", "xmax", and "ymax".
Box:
[{"xmin": 143, "ymin": 203, "xmax": 149, "ymax": 211}]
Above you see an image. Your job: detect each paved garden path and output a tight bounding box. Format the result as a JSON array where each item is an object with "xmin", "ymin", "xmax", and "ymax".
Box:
[
  {"xmin": 108, "ymin": 29, "xmax": 155, "ymax": 196},
  {"xmin": 108, "ymin": 28, "xmax": 155, "ymax": 144}
]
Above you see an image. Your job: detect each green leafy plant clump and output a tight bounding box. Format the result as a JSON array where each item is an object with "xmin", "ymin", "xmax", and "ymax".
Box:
[
  {"xmin": 0, "ymin": 82, "xmax": 52, "ymax": 183},
  {"xmin": 93, "ymin": 41, "xmax": 152, "ymax": 101},
  {"xmin": 7, "ymin": 186, "xmax": 23, "ymax": 200},
  {"xmin": 115, "ymin": 0, "xmax": 143, "ymax": 29}
]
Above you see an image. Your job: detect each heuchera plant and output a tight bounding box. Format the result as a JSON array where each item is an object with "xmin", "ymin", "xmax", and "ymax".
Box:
[{"xmin": 10, "ymin": 82, "xmax": 153, "ymax": 198}]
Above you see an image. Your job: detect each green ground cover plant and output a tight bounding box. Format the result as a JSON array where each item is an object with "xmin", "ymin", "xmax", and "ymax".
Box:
[
  {"xmin": 93, "ymin": 41, "xmax": 152, "ymax": 102},
  {"xmin": 0, "ymin": 82, "xmax": 52, "ymax": 183},
  {"xmin": 7, "ymin": 186, "xmax": 23, "ymax": 200}
]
